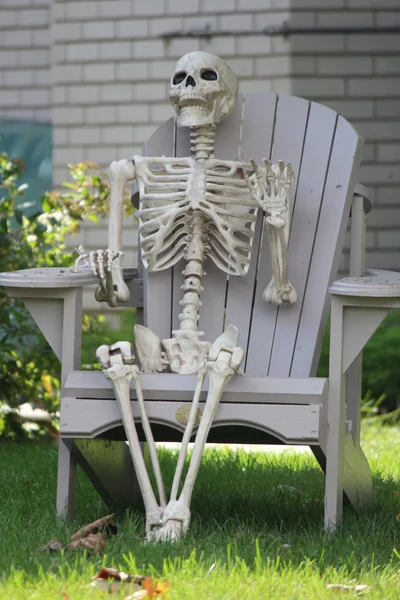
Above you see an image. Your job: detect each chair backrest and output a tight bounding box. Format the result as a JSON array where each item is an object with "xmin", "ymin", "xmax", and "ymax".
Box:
[{"xmin": 141, "ymin": 92, "xmax": 363, "ymax": 378}]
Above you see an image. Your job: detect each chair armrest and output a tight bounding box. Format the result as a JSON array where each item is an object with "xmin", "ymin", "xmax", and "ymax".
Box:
[
  {"xmin": 354, "ymin": 183, "xmax": 373, "ymax": 215},
  {"xmin": 330, "ymin": 269, "xmax": 400, "ymax": 298},
  {"xmin": 0, "ymin": 266, "xmax": 98, "ymax": 291}
]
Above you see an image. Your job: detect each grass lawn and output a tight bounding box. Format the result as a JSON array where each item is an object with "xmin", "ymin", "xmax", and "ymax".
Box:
[{"xmin": 1, "ymin": 421, "xmax": 400, "ymax": 599}]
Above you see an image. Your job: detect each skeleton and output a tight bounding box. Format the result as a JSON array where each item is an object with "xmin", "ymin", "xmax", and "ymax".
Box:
[{"xmin": 75, "ymin": 52, "xmax": 296, "ymax": 541}]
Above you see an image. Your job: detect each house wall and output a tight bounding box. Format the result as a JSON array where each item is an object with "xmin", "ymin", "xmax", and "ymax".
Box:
[
  {"xmin": 0, "ymin": 0, "xmax": 51, "ymax": 123},
  {"xmin": 1, "ymin": 0, "xmax": 400, "ymax": 314}
]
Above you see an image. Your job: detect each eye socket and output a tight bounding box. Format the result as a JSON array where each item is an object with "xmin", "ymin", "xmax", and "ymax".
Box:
[
  {"xmin": 172, "ymin": 71, "xmax": 186, "ymax": 85},
  {"xmin": 201, "ymin": 69, "xmax": 218, "ymax": 81}
]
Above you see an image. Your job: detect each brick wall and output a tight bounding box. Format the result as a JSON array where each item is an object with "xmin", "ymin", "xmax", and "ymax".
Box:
[
  {"xmin": 290, "ymin": 0, "xmax": 400, "ymax": 272},
  {"xmin": 0, "ymin": 0, "xmax": 51, "ymax": 122}
]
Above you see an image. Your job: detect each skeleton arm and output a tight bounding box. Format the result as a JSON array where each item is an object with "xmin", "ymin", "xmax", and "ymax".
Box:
[
  {"xmin": 76, "ymin": 159, "xmax": 135, "ymax": 307},
  {"xmin": 245, "ymin": 160, "xmax": 297, "ymax": 305}
]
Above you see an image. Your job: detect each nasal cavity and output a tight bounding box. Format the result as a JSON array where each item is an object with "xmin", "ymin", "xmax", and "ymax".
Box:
[{"xmin": 185, "ymin": 75, "xmax": 196, "ymax": 87}]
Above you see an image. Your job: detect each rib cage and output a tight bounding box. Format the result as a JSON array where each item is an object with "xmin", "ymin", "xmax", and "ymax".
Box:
[{"xmin": 135, "ymin": 155, "xmax": 259, "ymax": 276}]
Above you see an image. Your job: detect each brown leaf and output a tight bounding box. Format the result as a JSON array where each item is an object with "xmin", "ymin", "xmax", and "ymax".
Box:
[
  {"xmin": 38, "ymin": 539, "xmax": 65, "ymax": 552},
  {"xmin": 70, "ymin": 532, "xmax": 106, "ymax": 555},
  {"xmin": 70, "ymin": 514, "xmax": 117, "ymax": 541},
  {"xmin": 94, "ymin": 567, "xmax": 145, "ymax": 585}
]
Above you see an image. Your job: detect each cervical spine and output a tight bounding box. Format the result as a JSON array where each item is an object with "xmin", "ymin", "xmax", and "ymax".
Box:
[{"xmin": 177, "ymin": 125, "xmax": 215, "ymax": 334}]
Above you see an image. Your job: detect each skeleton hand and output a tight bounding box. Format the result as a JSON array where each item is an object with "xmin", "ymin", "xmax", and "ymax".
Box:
[
  {"xmin": 75, "ymin": 249, "xmax": 130, "ymax": 308},
  {"xmin": 245, "ymin": 159, "xmax": 294, "ymax": 228}
]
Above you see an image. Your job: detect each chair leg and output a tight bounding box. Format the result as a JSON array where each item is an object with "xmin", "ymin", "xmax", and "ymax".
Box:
[
  {"xmin": 324, "ymin": 298, "xmax": 346, "ymax": 531},
  {"xmin": 57, "ymin": 437, "xmax": 77, "ymax": 519}
]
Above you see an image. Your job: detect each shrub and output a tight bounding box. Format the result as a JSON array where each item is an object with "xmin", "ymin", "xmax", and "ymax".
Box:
[{"xmin": 0, "ymin": 154, "xmax": 132, "ymax": 439}]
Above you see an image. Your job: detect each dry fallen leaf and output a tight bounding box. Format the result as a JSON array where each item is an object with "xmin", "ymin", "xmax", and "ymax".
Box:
[
  {"xmin": 70, "ymin": 532, "xmax": 106, "ymax": 555},
  {"xmin": 91, "ymin": 568, "xmax": 146, "ymax": 594},
  {"xmin": 70, "ymin": 514, "xmax": 117, "ymax": 541},
  {"xmin": 143, "ymin": 576, "xmax": 169, "ymax": 598},
  {"xmin": 38, "ymin": 539, "xmax": 65, "ymax": 552},
  {"xmin": 392, "ymin": 490, "xmax": 399, "ymax": 496}
]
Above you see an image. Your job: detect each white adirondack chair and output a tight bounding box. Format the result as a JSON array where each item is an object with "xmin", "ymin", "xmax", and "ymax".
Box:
[{"xmin": 2, "ymin": 91, "xmax": 399, "ymax": 531}]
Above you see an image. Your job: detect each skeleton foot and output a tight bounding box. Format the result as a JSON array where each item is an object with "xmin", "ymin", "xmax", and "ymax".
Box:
[
  {"xmin": 149, "ymin": 499, "xmax": 191, "ymax": 543},
  {"xmin": 263, "ymin": 278, "xmax": 297, "ymax": 305}
]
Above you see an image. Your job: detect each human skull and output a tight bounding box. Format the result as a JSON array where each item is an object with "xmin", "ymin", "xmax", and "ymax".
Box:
[{"xmin": 169, "ymin": 51, "xmax": 238, "ymax": 128}]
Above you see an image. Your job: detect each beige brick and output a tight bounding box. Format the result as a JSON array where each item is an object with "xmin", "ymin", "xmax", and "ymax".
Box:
[
  {"xmin": 34, "ymin": 69, "xmax": 50, "ymax": 86},
  {"xmin": 376, "ymin": 231, "xmax": 400, "ymax": 249},
  {"xmin": 0, "ymin": 90, "xmax": 19, "ymax": 106},
  {"xmin": 54, "ymin": 146, "xmax": 85, "ymax": 165},
  {"xmin": 317, "ymin": 56, "xmax": 372, "ymax": 75},
  {"xmin": 324, "ymin": 99, "xmax": 373, "ymax": 119},
  {"xmin": 374, "ymin": 56, "xmax": 400, "ymax": 75},
  {"xmin": 239, "ymin": 78, "xmax": 272, "ymax": 94},
  {"xmin": 83, "ymin": 62, "xmax": 115, "ymax": 82},
  {"xmin": 200, "ymin": 36, "xmax": 235, "ymax": 56},
  {"xmin": 377, "ymin": 143, "xmax": 400, "ymax": 163},
  {"xmin": 53, "ymin": 127, "xmax": 68, "ymax": 146},
  {"xmin": 255, "ymin": 56, "xmax": 291, "ymax": 76},
  {"xmin": 82, "ymin": 21, "xmax": 115, "ymax": 39},
  {"xmin": 98, "ymin": 0, "xmax": 131, "ymax": 17},
  {"xmin": 183, "ymin": 15, "xmax": 218, "ymax": 30},
  {"xmin": 18, "ymin": 49, "xmax": 49, "ymax": 66},
  {"xmin": 100, "ymin": 83, "xmax": 132, "ymax": 102},
  {"xmin": 133, "ymin": 0, "xmax": 164, "ymax": 15},
  {"xmin": 317, "ymin": 10, "xmax": 373, "ymax": 26},
  {"xmin": 374, "ymin": 100, "xmax": 400, "ymax": 118},
  {"xmin": 348, "ymin": 77, "xmax": 400, "ymax": 97},
  {"xmin": 255, "ymin": 10, "xmax": 315, "ymax": 29},
  {"xmin": 99, "ymin": 41, "xmax": 130, "ymax": 60},
  {"xmin": 149, "ymin": 59, "xmax": 176, "ymax": 79},
  {"xmin": 33, "ymin": 108, "xmax": 51, "ymax": 122},
  {"xmin": 292, "ymin": 77, "xmax": 345, "ymax": 97},
  {"xmin": 237, "ymin": 0, "xmax": 271, "ymax": 7},
  {"xmin": 18, "ymin": 8, "xmax": 49, "ymax": 26},
  {"xmin": 0, "ymin": 108, "xmax": 34, "ymax": 120},
  {"xmin": 166, "ymin": 0, "xmax": 199, "ymax": 13},
  {"xmin": 68, "ymin": 84, "xmax": 99, "ymax": 104},
  {"xmin": 347, "ymin": 34, "xmax": 399, "ymax": 53},
  {"xmin": 0, "ymin": 51, "xmax": 17, "ymax": 67},
  {"xmin": 65, "ymin": 2, "xmax": 98, "ymax": 20},
  {"xmin": 116, "ymin": 19, "xmax": 149, "ymax": 38},
  {"xmin": 292, "ymin": 34, "xmax": 344, "ymax": 53},
  {"xmin": 368, "ymin": 207, "xmax": 400, "ymax": 228},
  {"xmin": 359, "ymin": 165, "xmax": 400, "ymax": 185},
  {"xmin": 290, "ymin": 0, "xmax": 343, "ymax": 6},
  {"xmin": 32, "ymin": 28, "xmax": 50, "ymax": 47},
  {"xmin": 365, "ymin": 251, "xmax": 400, "ymax": 270},
  {"xmin": 116, "ymin": 61, "xmax": 148, "ymax": 81},
  {"xmin": 226, "ymin": 57, "xmax": 254, "ymax": 77},
  {"xmin": 219, "ymin": 14, "xmax": 253, "ymax": 31},
  {"xmin": 101, "ymin": 125, "xmax": 134, "ymax": 144},
  {"xmin": 3, "ymin": 29, "xmax": 32, "ymax": 47},
  {"xmin": 3, "ymin": 70, "xmax": 33, "ymax": 87},
  {"xmin": 132, "ymin": 81, "xmax": 166, "ymax": 100},
  {"xmin": 348, "ymin": 0, "xmax": 399, "ymax": 6},
  {"xmin": 149, "ymin": 17, "xmax": 182, "ymax": 37},
  {"xmin": 292, "ymin": 56, "xmax": 316, "ymax": 75},
  {"xmin": 54, "ymin": 64, "xmax": 82, "ymax": 83},
  {"xmin": 133, "ymin": 124, "xmax": 159, "ymax": 140},
  {"xmin": 375, "ymin": 186, "xmax": 400, "ymax": 205},
  {"xmin": 355, "ymin": 120, "xmax": 400, "ymax": 140},
  {"xmin": 236, "ymin": 35, "xmax": 271, "ymax": 56},
  {"xmin": 202, "ymin": 0, "xmax": 234, "ymax": 9},
  {"xmin": 133, "ymin": 39, "xmax": 165, "ymax": 58},
  {"xmin": 150, "ymin": 102, "xmax": 173, "ymax": 122},
  {"xmin": 66, "ymin": 43, "xmax": 98, "ymax": 62},
  {"xmin": 53, "ymin": 87, "xmax": 67, "ymax": 104},
  {"xmin": 53, "ymin": 106, "xmax": 84, "ymax": 124},
  {"xmin": 20, "ymin": 89, "xmax": 49, "ymax": 106},
  {"xmin": 53, "ymin": 43, "xmax": 66, "ymax": 63},
  {"xmin": 271, "ymin": 78, "xmax": 291, "ymax": 94},
  {"xmin": 84, "ymin": 105, "xmax": 116, "ymax": 123},
  {"xmin": 166, "ymin": 38, "xmax": 200, "ymax": 57},
  {"xmin": 117, "ymin": 104, "xmax": 149, "ymax": 123},
  {"xmin": 377, "ymin": 11, "xmax": 400, "ymax": 26},
  {"xmin": 69, "ymin": 126, "xmax": 101, "ymax": 145},
  {"xmin": 0, "ymin": 10, "xmax": 17, "ymax": 28},
  {"xmin": 271, "ymin": 36, "xmax": 291, "ymax": 54}
]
